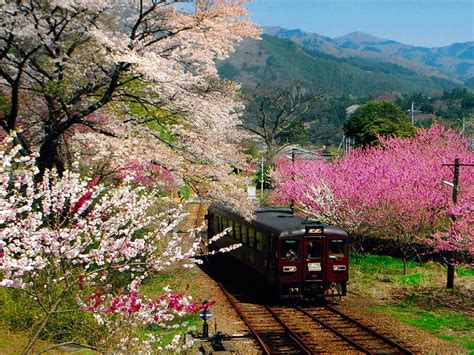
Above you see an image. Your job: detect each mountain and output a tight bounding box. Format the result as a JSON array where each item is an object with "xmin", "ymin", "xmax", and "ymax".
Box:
[
  {"xmin": 266, "ymin": 27, "xmax": 474, "ymax": 85},
  {"xmin": 218, "ymin": 34, "xmax": 461, "ymax": 97},
  {"xmin": 336, "ymin": 31, "xmax": 387, "ymax": 43}
]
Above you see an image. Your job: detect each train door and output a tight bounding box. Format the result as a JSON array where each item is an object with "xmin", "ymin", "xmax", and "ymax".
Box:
[
  {"xmin": 278, "ymin": 238, "xmax": 303, "ymax": 294},
  {"xmin": 268, "ymin": 235, "xmax": 276, "ymax": 283},
  {"xmin": 303, "ymin": 237, "xmax": 324, "ymax": 281},
  {"xmin": 324, "ymin": 237, "xmax": 348, "ymax": 282}
]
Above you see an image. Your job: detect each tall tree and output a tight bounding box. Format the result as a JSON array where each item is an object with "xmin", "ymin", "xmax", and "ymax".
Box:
[
  {"xmin": 0, "ymin": 0, "xmax": 260, "ymax": 210},
  {"xmin": 343, "ymin": 101, "xmax": 416, "ymax": 146},
  {"xmin": 241, "ymin": 84, "xmax": 319, "ymax": 162}
]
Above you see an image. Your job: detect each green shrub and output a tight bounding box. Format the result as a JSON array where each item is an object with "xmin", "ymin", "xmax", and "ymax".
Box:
[{"xmin": 0, "ymin": 284, "xmax": 103, "ymax": 347}]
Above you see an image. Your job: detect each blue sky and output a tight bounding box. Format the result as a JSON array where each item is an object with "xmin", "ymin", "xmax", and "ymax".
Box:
[{"xmin": 245, "ymin": 0, "xmax": 474, "ymax": 47}]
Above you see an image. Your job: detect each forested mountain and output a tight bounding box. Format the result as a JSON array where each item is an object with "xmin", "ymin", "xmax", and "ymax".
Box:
[
  {"xmin": 265, "ymin": 27, "xmax": 474, "ymax": 85},
  {"xmin": 218, "ymin": 34, "xmax": 462, "ymax": 96}
]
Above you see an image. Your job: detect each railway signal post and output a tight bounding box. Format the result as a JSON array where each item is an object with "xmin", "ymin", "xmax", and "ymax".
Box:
[{"xmin": 199, "ymin": 300, "xmax": 213, "ymax": 338}]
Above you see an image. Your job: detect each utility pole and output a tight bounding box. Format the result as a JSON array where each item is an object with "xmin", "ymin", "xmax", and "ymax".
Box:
[
  {"xmin": 451, "ymin": 159, "xmax": 460, "ymax": 204},
  {"xmin": 260, "ymin": 156, "xmax": 264, "ymax": 200},
  {"xmin": 442, "ymin": 159, "xmax": 474, "ymax": 288},
  {"xmin": 290, "ymin": 149, "xmax": 296, "ymax": 213},
  {"xmin": 447, "ymin": 158, "xmax": 459, "ymax": 289},
  {"xmin": 411, "ymin": 101, "xmax": 415, "ymax": 125},
  {"xmin": 338, "ymin": 135, "xmax": 344, "ymax": 153}
]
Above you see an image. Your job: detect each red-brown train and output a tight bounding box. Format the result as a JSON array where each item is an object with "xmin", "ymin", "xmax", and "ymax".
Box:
[{"xmin": 206, "ymin": 204, "xmax": 349, "ymax": 299}]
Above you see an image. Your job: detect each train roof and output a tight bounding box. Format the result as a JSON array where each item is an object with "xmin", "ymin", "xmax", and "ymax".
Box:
[{"xmin": 209, "ymin": 204, "xmax": 348, "ymax": 237}]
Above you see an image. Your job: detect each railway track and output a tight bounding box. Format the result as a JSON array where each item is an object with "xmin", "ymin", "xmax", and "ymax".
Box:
[
  {"xmin": 219, "ymin": 283, "xmax": 414, "ymax": 354},
  {"xmin": 219, "ymin": 283, "xmax": 311, "ymax": 354}
]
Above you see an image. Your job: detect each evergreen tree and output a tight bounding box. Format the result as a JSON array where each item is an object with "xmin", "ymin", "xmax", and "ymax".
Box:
[{"xmin": 344, "ymin": 101, "xmax": 416, "ymax": 146}]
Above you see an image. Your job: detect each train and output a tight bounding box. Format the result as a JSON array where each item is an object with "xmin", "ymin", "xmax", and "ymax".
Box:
[{"xmin": 206, "ymin": 204, "xmax": 349, "ymax": 300}]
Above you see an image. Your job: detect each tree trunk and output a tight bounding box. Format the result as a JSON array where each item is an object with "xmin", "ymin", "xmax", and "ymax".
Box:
[
  {"xmin": 446, "ymin": 251, "xmax": 456, "ymax": 289},
  {"xmin": 402, "ymin": 256, "xmax": 407, "ymax": 275},
  {"xmin": 21, "ymin": 296, "xmax": 63, "ymax": 355},
  {"xmin": 37, "ymin": 134, "xmax": 65, "ymax": 178},
  {"xmin": 265, "ymin": 147, "xmax": 277, "ymax": 166}
]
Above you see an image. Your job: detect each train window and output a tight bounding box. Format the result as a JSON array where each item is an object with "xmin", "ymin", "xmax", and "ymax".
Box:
[
  {"xmin": 213, "ymin": 215, "xmax": 220, "ymax": 233},
  {"xmin": 241, "ymin": 225, "xmax": 248, "ymax": 245},
  {"xmin": 281, "ymin": 239, "xmax": 300, "ymax": 260},
  {"xmin": 233, "ymin": 222, "xmax": 241, "ymax": 241},
  {"xmin": 329, "ymin": 239, "xmax": 346, "ymax": 256},
  {"xmin": 248, "ymin": 228, "xmax": 255, "ymax": 248},
  {"xmin": 307, "ymin": 241, "xmax": 321, "ymax": 259},
  {"xmin": 223, "ymin": 218, "xmax": 229, "ymax": 233},
  {"xmin": 256, "ymin": 231, "xmax": 263, "ymax": 251}
]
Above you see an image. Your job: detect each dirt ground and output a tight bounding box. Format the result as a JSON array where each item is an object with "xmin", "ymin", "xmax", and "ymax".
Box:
[{"xmin": 188, "ymin": 265, "xmax": 260, "ymax": 354}]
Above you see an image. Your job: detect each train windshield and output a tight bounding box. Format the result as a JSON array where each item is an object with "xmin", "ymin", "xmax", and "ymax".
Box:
[
  {"xmin": 307, "ymin": 241, "xmax": 322, "ymax": 259},
  {"xmin": 329, "ymin": 239, "xmax": 346, "ymax": 256},
  {"xmin": 281, "ymin": 239, "xmax": 300, "ymax": 260}
]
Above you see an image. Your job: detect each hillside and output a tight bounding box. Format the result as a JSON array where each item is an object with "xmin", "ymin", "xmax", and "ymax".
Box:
[
  {"xmin": 218, "ymin": 34, "xmax": 461, "ymax": 97},
  {"xmin": 266, "ymin": 27, "xmax": 474, "ymax": 85}
]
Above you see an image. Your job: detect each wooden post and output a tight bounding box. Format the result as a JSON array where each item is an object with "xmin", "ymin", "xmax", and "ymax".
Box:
[
  {"xmin": 290, "ymin": 149, "xmax": 296, "ymax": 213},
  {"xmin": 446, "ymin": 158, "xmax": 459, "ymax": 289},
  {"xmin": 260, "ymin": 156, "xmax": 264, "ymax": 200}
]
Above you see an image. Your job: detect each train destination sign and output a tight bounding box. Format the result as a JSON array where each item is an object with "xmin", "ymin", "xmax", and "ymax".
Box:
[
  {"xmin": 306, "ymin": 227, "xmax": 324, "ymax": 235},
  {"xmin": 308, "ymin": 262, "xmax": 322, "ymax": 271}
]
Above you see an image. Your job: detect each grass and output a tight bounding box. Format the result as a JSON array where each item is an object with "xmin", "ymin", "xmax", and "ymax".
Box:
[
  {"xmin": 0, "ymin": 322, "xmax": 97, "ymax": 355},
  {"xmin": 457, "ymin": 267, "xmax": 474, "ymax": 277},
  {"xmin": 369, "ymin": 305, "xmax": 474, "ymax": 352},
  {"xmin": 350, "ymin": 253, "xmax": 474, "ymax": 353},
  {"xmin": 0, "ymin": 325, "xmax": 41, "ymax": 355},
  {"xmin": 350, "ymin": 254, "xmax": 473, "ymax": 291},
  {"xmin": 0, "ymin": 285, "xmax": 102, "ymax": 354}
]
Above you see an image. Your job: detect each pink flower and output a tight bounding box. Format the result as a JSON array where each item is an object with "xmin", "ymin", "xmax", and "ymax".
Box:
[{"xmin": 70, "ymin": 176, "xmax": 99, "ymax": 214}]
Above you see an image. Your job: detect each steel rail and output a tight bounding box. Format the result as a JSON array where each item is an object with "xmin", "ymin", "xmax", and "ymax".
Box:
[
  {"xmin": 264, "ymin": 306, "xmax": 313, "ymax": 355},
  {"xmin": 217, "ymin": 283, "xmax": 272, "ymax": 355},
  {"xmin": 324, "ymin": 304, "xmax": 414, "ymax": 355},
  {"xmin": 296, "ymin": 306, "xmax": 372, "ymax": 354}
]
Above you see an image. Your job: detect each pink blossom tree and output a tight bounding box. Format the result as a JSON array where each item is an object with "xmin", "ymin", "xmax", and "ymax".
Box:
[
  {"xmin": 0, "ymin": 135, "xmax": 235, "ymax": 353},
  {"xmin": 272, "ymin": 125, "xmax": 473, "ymax": 273},
  {"xmin": 430, "ymin": 200, "xmax": 474, "ymax": 256}
]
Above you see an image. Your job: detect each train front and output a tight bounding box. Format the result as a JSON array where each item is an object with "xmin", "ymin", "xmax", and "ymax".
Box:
[{"xmin": 277, "ymin": 224, "xmax": 349, "ymax": 299}]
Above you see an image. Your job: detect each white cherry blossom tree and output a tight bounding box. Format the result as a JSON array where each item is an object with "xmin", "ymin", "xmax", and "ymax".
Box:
[
  {"xmin": 0, "ymin": 0, "xmax": 260, "ymax": 212},
  {"xmin": 0, "ymin": 135, "xmax": 237, "ymax": 353}
]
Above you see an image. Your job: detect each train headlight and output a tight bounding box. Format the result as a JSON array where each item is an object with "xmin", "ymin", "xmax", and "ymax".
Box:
[
  {"xmin": 283, "ymin": 266, "xmax": 297, "ymax": 272},
  {"xmin": 333, "ymin": 265, "xmax": 347, "ymax": 271}
]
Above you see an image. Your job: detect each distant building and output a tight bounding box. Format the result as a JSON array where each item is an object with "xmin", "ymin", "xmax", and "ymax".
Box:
[
  {"xmin": 277, "ymin": 145, "xmax": 327, "ymax": 161},
  {"xmin": 345, "ymin": 104, "xmax": 360, "ymax": 117}
]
